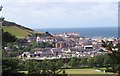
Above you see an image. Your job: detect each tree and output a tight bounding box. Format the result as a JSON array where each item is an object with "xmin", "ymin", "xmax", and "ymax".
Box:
[
  {"xmin": 103, "ymin": 54, "xmax": 114, "ymax": 68},
  {"xmin": 25, "ymin": 60, "xmax": 37, "ymax": 74},
  {"xmin": 94, "ymin": 55, "xmax": 104, "ymax": 67},
  {"xmin": 2, "ymin": 30, "xmax": 17, "ymax": 47},
  {"xmin": 38, "ymin": 42, "xmax": 53, "ymax": 48},
  {"xmin": 69, "ymin": 57, "xmax": 79, "ymax": 68},
  {"xmin": 80, "ymin": 58, "xmax": 87, "ymax": 66},
  {"xmin": 16, "ymin": 39, "xmax": 28, "ymax": 46},
  {"xmin": 41, "ymin": 60, "xmax": 50, "ymax": 74},
  {"xmin": 2, "ymin": 58, "xmax": 20, "ymax": 74},
  {"xmin": 18, "ymin": 61, "xmax": 26, "ymax": 71},
  {"xmin": 87, "ymin": 57, "xmax": 95, "ymax": 67},
  {"xmin": 34, "ymin": 61, "xmax": 42, "ymax": 74},
  {"xmin": 47, "ymin": 60, "xmax": 64, "ymax": 74},
  {"xmin": 102, "ymin": 40, "xmax": 120, "ymax": 75},
  {"xmin": 2, "ymin": 49, "xmax": 8, "ymax": 58},
  {"xmin": 45, "ymin": 31, "xmax": 52, "ymax": 36}
]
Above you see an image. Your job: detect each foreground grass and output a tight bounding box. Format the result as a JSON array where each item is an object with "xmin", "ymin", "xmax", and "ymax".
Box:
[
  {"xmin": 65, "ymin": 68, "xmax": 116, "ymax": 76},
  {"xmin": 19, "ymin": 68, "xmax": 115, "ymax": 76},
  {"xmin": 67, "ymin": 74, "xmax": 115, "ymax": 76},
  {"xmin": 65, "ymin": 68, "xmax": 113, "ymax": 74}
]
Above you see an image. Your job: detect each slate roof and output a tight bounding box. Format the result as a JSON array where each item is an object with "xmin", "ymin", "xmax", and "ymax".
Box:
[
  {"xmin": 51, "ymin": 48, "xmax": 62, "ymax": 53},
  {"xmin": 79, "ymin": 40, "xmax": 92, "ymax": 45},
  {"xmin": 42, "ymin": 49, "xmax": 53, "ymax": 54}
]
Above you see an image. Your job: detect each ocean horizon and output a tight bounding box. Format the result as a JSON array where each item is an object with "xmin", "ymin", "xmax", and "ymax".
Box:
[{"xmin": 34, "ymin": 27, "xmax": 118, "ymax": 38}]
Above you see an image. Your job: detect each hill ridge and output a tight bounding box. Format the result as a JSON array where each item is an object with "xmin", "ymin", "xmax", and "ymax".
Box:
[
  {"xmin": 2, "ymin": 20, "xmax": 34, "ymax": 38},
  {"xmin": 2, "ymin": 20, "xmax": 34, "ymax": 31}
]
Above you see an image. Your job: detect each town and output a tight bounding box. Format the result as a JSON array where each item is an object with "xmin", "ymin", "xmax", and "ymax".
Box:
[
  {"xmin": 1, "ymin": 1, "xmax": 120, "ymax": 75},
  {"xmin": 4, "ymin": 32, "xmax": 118, "ymax": 60}
]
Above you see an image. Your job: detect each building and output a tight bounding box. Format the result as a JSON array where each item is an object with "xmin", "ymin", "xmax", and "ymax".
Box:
[
  {"xmin": 51, "ymin": 48, "xmax": 63, "ymax": 57},
  {"xmin": 34, "ymin": 49, "xmax": 53, "ymax": 58},
  {"xmin": 55, "ymin": 41, "xmax": 67, "ymax": 48}
]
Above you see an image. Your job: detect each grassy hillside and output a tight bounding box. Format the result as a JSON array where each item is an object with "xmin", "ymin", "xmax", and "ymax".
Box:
[
  {"xmin": 2, "ymin": 20, "xmax": 34, "ymax": 38},
  {"xmin": 3, "ymin": 26, "xmax": 32, "ymax": 38}
]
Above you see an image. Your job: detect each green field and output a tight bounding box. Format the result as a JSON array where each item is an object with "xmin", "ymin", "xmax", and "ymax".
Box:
[
  {"xmin": 3, "ymin": 26, "xmax": 33, "ymax": 38},
  {"xmin": 65, "ymin": 68, "xmax": 113, "ymax": 74},
  {"xmin": 20, "ymin": 68, "xmax": 116, "ymax": 76},
  {"xmin": 63, "ymin": 68, "xmax": 116, "ymax": 76}
]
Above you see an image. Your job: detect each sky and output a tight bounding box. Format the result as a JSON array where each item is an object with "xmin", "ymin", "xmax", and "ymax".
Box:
[{"xmin": 0, "ymin": 0, "xmax": 118, "ymax": 29}]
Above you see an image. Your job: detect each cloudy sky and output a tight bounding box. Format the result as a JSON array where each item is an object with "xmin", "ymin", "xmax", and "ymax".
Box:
[{"xmin": 1, "ymin": 0, "xmax": 118, "ymax": 28}]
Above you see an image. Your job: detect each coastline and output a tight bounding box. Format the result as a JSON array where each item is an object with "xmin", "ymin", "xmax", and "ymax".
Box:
[{"xmin": 34, "ymin": 27, "xmax": 118, "ymax": 38}]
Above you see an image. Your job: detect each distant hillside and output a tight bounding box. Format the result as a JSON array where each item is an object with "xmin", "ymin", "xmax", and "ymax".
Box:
[{"xmin": 2, "ymin": 20, "xmax": 34, "ymax": 38}]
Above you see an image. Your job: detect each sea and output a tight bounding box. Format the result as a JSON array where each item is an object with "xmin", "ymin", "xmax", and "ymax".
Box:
[{"xmin": 34, "ymin": 27, "xmax": 118, "ymax": 38}]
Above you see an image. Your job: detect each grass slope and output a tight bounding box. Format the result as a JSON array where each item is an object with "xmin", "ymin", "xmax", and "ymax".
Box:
[{"xmin": 3, "ymin": 26, "xmax": 33, "ymax": 38}]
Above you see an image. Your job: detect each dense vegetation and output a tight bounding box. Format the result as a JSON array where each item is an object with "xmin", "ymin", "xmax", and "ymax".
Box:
[
  {"xmin": 2, "ymin": 58, "xmax": 66, "ymax": 76},
  {"xmin": 102, "ymin": 40, "xmax": 120, "ymax": 75},
  {"xmin": 2, "ymin": 54, "xmax": 115, "ymax": 76},
  {"xmin": 2, "ymin": 29, "xmax": 17, "ymax": 47}
]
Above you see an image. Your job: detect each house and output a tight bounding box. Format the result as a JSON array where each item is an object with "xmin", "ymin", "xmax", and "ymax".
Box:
[
  {"xmin": 27, "ymin": 37, "xmax": 36, "ymax": 42},
  {"xmin": 34, "ymin": 51, "xmax": 42, "ymax": 57},
  {"xmin": 55, "ymin": 41, "xmax": 67, "ymax": 48},
  {"xmin": 84, "ymin": 45, "xmax": 94, "ymax": 51},
  {"xmin": 20, "ymin": 52, "xmax": 32, "ymax": 58},
  {"xmin": 34, "ymin": 49, "xmax": 53, "ymax": 58},
  {"xmin": 79, "ymin": 39, "xmax": 92, "ymax": 47},
  {"xmin": 45, "ymin": 36, "xmax": 55, "ymax": 42},
  {"xmin": 53, "ymin": 36, "xmax": 64, "ymax": 42},
  {"xmin": 67, "ymin": 40, "xmax": 76, "ymax": 47},
  {"xmin": 34, "ymin": 48, "xmax": 63, "ymax": 58},
  {"xmin": 51, "ymin": 48, "xmax": 63, "ymax": 57},
  {"xmin": 62, "ymin": 47, "xmax": 83, "ymax": 57},
  {"xmin": 61, "ymin": 48, "xmax": 71, "ymax": 57},
  {"xmin": 92, "ymin": 43, "xmax": 101, "ymax": 50}
]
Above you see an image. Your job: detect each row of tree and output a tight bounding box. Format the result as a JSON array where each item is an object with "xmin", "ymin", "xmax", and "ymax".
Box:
[
  {"xmin": 2, "ymin": 54, "xmax": 115, "ymax": 75},
  {"xmin": 68, "ymin": 54, "xmax": 114, "ymax": 68},
  {"xmin": 2, "ymin": 58, "xmax": 66, "ymax": 76}
]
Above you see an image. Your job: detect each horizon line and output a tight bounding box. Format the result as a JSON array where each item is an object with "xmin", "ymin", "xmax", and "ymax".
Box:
[{"xmin": 33, "ymin": 26, "xmax": 118, "ymax": 29}]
